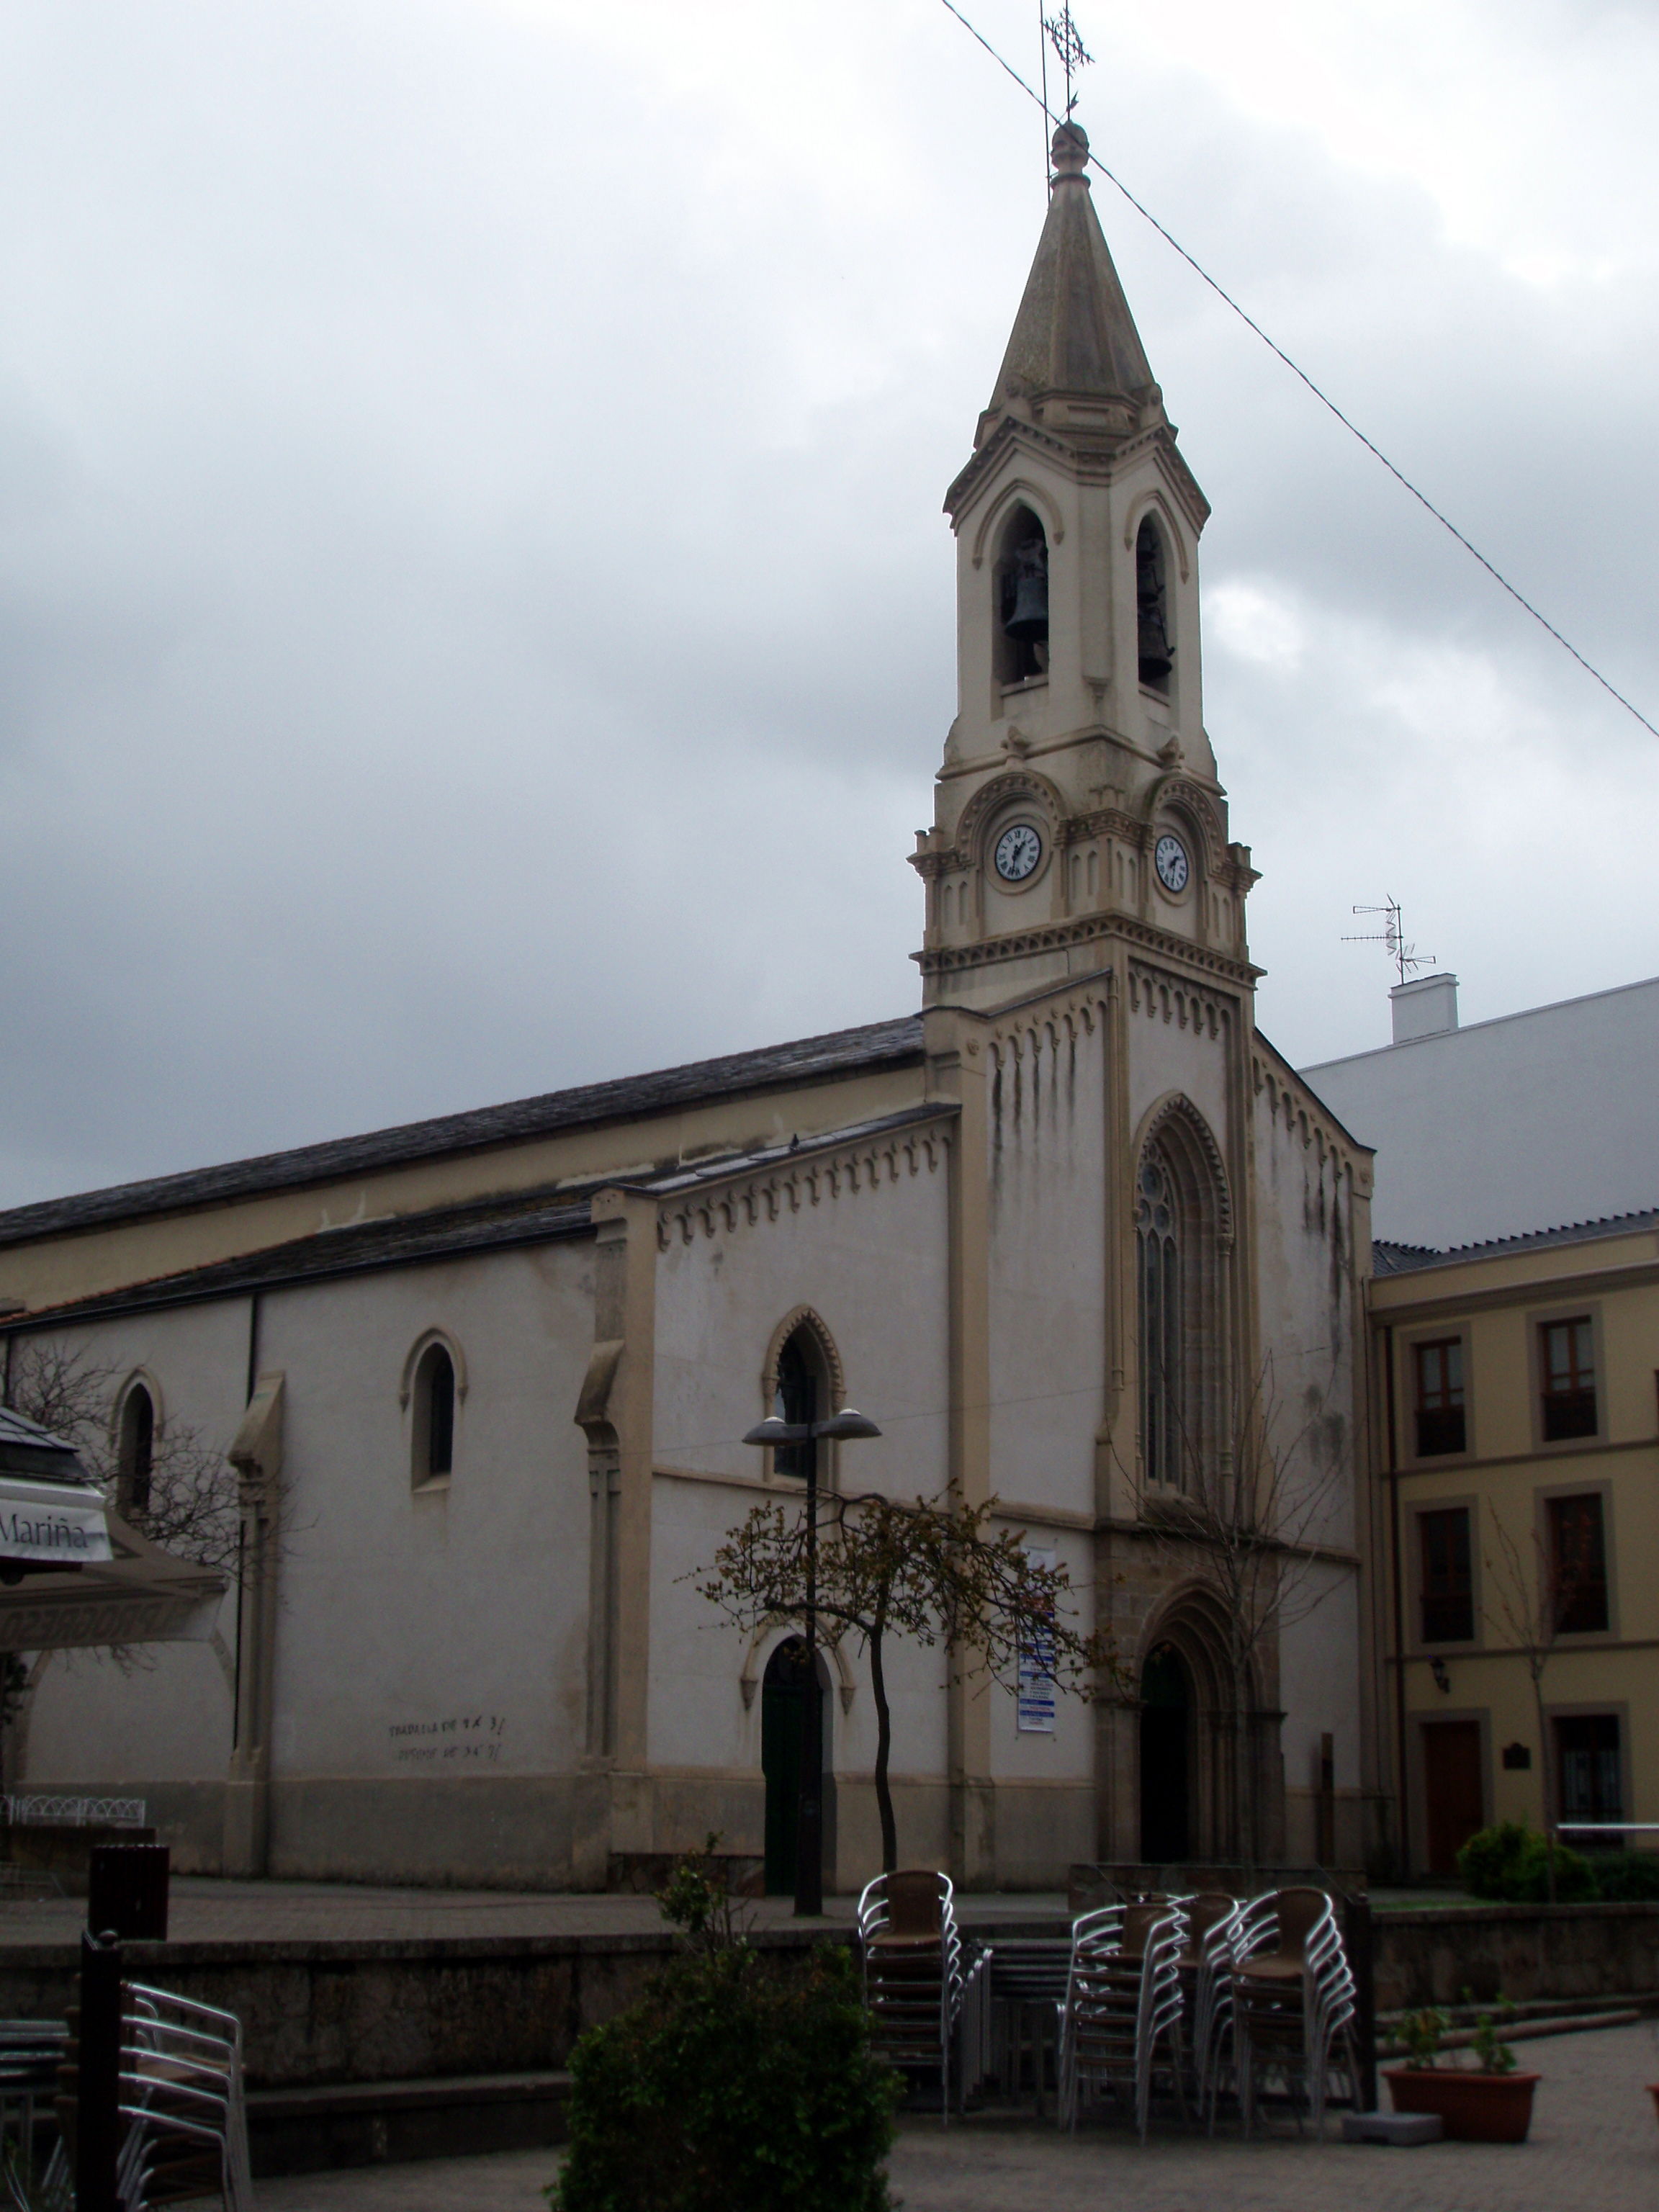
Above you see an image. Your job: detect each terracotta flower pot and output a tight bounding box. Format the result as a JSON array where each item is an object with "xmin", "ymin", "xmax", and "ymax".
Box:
[{"xmin": 1385, "ymin": 2067, "xmax": 1539, "ymax": 2144}]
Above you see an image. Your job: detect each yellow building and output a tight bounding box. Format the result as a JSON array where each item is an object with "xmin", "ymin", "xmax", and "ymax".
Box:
[{"xmin": 1370, "ymin": 1211, "xmax": 1659, "ymax": 1875}]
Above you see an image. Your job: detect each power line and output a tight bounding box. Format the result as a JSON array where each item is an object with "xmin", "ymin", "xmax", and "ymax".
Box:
[{"xmin": 936, "ymin": 0, "xmax": 1659, "ymax": 743}]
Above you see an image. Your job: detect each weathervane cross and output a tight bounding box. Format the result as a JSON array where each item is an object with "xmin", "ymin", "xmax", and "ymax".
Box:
[{"xmin": 1043, "ymin": 4, "xmax": 1094, "ymax": 120}]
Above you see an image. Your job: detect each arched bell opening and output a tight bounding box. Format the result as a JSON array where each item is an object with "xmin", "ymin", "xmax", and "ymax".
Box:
[
  {"xmin": 760, "ymin": 1635, "xmax": 835, "ymax": 1895},
  {"xmin": 1138, "ymin": 1641, "xmax": 1192, "ymax": 1863},
  {"xmin": 994, "ymin": 505, "xmax": 1049, "ymax": 684},
  {"xmin": 1135, "ymin": 515, "xmax": 1174, "ymax": 694}
]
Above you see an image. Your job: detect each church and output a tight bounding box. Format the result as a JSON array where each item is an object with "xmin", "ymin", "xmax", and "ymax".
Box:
[{"xmin": 0, "ymin": 124, "xmax": 1385, "ymax": 1892}]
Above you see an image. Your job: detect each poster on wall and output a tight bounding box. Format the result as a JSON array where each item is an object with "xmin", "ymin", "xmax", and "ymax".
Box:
[{"xmin": 1017, "ymin": 1545, "xmax": 1056, "ymax": 1733}]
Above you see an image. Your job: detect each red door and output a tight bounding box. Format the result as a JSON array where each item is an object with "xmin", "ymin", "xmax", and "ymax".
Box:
[{"xmin": 1422, "ymin": 1719, "xmax": 1484, "ymax": 1874}]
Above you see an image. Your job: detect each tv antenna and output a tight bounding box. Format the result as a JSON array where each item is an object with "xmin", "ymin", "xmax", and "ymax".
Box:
[{"xmin": 1344, "ymin": 899, "xmax": 1435, "ymax": 989}]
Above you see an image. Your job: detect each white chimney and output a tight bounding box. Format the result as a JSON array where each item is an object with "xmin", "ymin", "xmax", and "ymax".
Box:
[{"xmin": 1390, "ymin": 971, "xmax": 1459, "ymax": 1044}]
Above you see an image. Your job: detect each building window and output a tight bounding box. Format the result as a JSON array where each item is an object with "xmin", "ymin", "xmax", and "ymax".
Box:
[
  {"xmin": 1136, "ymin": 1148, "xmax": 1182, "ymax": 1488},
  {"xmin": 1556, "ymin": 1714, "xmax": 1622, "ymax": 1833},
  {"xmin": 1413, "ymin": 1338, "xmax": 1466, "ymax": 1457},
  {"xmin": 1539, "ymin": 1317, "xmax": 1596, "ymax": 1441},
  {"xmin": 1547, "ymin": 1492, "xmax": 1609, "ymax": 1634},
  {"xmin": 117, "ymin": 1384, "xmax": 155, "ymax": 1515},
  {"xmin": 1419, "ymin": 1507, "xmax": 1474, "ymax": 1642},
  {"xmin": 772, "ymin": 1328, "xmax": 822, "ymax": 1480},
  {"xmin": 411, "ymin": 1341, "xmax": 457, "ymax": 1486},
  {"xmin": 1135, "ymin": 517, "xmax": 1173, "ymax": 693}
]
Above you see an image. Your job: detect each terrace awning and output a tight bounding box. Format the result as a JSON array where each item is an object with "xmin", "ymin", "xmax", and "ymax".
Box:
[{"xmin": 0, "ymin": 1405, "xmax": 225, "ymax": 1650}]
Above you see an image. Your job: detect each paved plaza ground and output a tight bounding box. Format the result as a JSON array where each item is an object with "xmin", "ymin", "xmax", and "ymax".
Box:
[{"xmin": 239, "ymin": 2021, "xmax": 1657, "ymax": 2212}]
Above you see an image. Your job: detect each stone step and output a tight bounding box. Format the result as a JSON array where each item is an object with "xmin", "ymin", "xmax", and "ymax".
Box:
[{"xmin": 247, "ymin": 2068, "xmax": 572, "ymax": 2177}]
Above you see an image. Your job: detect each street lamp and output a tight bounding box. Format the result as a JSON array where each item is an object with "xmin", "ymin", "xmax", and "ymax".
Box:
[{"xmin": 742, "ymin": 1403, "xmax": 881, "ymax": 1915}]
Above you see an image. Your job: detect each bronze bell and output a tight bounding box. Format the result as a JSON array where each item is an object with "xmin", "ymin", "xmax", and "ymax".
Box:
[
  {"xmin": 1136, "ymin": 532, "xmax": 1172, "ymax": 682},
  {"xmin": 1003, "ymin": 544, "xmax": 1049, "ymax": 643}
]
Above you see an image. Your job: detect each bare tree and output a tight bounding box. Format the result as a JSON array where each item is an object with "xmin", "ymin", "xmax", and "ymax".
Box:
[
  {"xmin": 1123, "ymin": 1357, "xmax": 1354, "ymax": 1868},
  {"xmin": 696, "ymin": 1490, "xmax": 1124, "ymax": 1873},
  {"xmin": 1482, "ymin": 1506, "xmax": 1604, "ymax": 1905},
  {"xmin": 5, "ymin": 1339, "xmax": 240, "ymax": 1575}
]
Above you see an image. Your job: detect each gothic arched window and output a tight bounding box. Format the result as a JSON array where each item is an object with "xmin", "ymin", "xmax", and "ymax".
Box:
[
  {"xmin": 1137, "ymin": 1148, "xmax": 1184, "ymax": 1487},
  {"xmin": 1136, "ymin": 516, "xmax": 1173, "ymax": 693},
  {"xmin": 117, "ymin": 1382, "xmax": 155, "ymax": 1515},
  {"xmin": 1135, "ymin": 1105, "xmax": 1229, "ymax": 1498}
]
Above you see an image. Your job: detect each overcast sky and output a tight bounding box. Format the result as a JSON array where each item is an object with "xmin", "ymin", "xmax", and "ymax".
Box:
[{"xmin": 1, "ymin": 0, "xmax": 1655, "ymax": 1208}]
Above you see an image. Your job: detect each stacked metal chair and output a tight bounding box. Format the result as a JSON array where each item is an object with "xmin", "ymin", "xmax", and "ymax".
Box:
[
  {"xmin": 1056, "ymin": 1898, "xmax": 1187, "ymax": 2141},
  {"xmin": 117, "ymin": 1982, "xmax": 253, "ymax": 2211},
  {"xmin": 1229, "ymin": 1887, "xmax": 1357, "ymax": 2139},
  {"xmin": 47, "ymin": 1980, "xmax": 252, "ymax": 2212},
  {"xmin": 1174, "ymin": 1892, "xmax": 1244, "ymax": 2128},
  {"xmin": 855, "ymin": 1870, "xmax": 981, "ymax": 2122}
]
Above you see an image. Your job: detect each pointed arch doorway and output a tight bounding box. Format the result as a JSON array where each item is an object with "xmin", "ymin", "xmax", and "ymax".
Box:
[
  {"xmin": 1139, "ymin": 1642, "xmax": 1192, "ymax": 1864},
  {"xmin": 761, "ymin": 1636, "xmax": 835, "ymax": 1895}
]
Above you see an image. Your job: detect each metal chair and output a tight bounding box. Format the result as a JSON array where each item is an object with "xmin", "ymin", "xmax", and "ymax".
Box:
[
  {"xmin": 1057, "ymin": 1899, "xmax": 1187, "ymax": 2140},
  {"xmin": 119, "ymin": 1983, "xmax": 252, "ymax": 2211},
  {"xmin": 856, "ymin": 1870, "xmax": 979, "ymax": 2123},
  {"xmin": 1173, "ymin": 1892, "xmax": 1244, "ymax": 2127},
  {"xmin": 1231, "ymin": 1887, "xmax": 1357, "ymax": 2138}
]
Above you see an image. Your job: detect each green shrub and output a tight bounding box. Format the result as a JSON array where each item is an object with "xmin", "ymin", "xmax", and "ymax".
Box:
[
  {"xmin": 1457, "ymin": 1821, "xmax": 1596, "ymax": 1902},
  {"xmin": 549, "ymin": 1943, "xmax": 901, "ymax": 2212},
  {"xmin": 1584, "ymin": 1850, "xmax": 1659, "ymax": 1901}
]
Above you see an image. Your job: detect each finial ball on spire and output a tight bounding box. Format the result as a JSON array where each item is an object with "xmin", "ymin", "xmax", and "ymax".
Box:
[{"xmin": 1051, "ymin": 120, "xmax": 1089, "ymax": 180}]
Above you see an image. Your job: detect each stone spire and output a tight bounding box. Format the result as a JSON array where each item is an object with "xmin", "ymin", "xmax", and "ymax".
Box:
[{"xmin": 985, "ymin": 122, "xmax": 1157, "ymax": 425}]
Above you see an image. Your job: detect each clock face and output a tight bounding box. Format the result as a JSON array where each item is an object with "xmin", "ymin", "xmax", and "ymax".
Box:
[
  {"xmin": 993, "ymin": 823, "xmax": 1043, "ymax": 883},
  {"xmin": 1154, "ymin": 832, "xmax": 1190, "ymax": 894}
]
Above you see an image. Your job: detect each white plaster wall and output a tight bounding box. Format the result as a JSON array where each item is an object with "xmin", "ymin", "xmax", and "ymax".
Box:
[
  {"xmin": 647, "ymin": 1473, "xmax": 952, "ymax": 1794},
  {"xmin": 1251, "ymin": 1088, "xmax": 1361, "ymax": 1554},
  {"xmin": 986, "ymin": 1013, "xmax": 1107, "ymax": 1522},
  {"xmin": 984, "ymin": 1519, "xmax": 1097, "ymax": 1784},
  {"xmin": 258, "ymin": 1241, "xmax": 595, "ymax": 1784},
  {"xmin": 1251, "ymin": 1076, "xmax": 1365, "ymax": 1793},
  {"xmin": 21, "ymin": 1297, "xmax": 249, "ymax": 1784},
  {"xmin": 649, "ymin": 1150, "xmax": 953, "ymax": 1774},
  {"xmin": 1125, "ymin": 1001, "xmax": 1232, "ymax": 1150},
  {"xmin": 1300, "ymin": 974, "xmax": 1659, "ymax": 1247},
  {"xmin": 1277, "ymin": 1564, "xmax": 1360, "ymax": 1804},
  {"xmin": 652, "ymin": 1150, "xmax": 952, "ymax": 1497}
]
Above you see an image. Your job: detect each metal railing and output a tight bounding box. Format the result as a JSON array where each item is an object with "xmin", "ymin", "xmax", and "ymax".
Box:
[{"xmin": 1, "ymin": 1794, "xmax": 147, "ymax": 1830}]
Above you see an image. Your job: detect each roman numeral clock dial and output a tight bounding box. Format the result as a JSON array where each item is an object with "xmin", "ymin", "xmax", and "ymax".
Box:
[
  {"xmin": 1154, "ymin": 833, "xmax": 1190, "ymax": 894},
  {"xmin": 994, "ymin": 824, "xmax": 1043, "ymax": 883}
]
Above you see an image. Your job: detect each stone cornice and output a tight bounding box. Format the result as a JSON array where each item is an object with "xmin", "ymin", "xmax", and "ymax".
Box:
[
  {"xmin": 915, "ymin": 910, "xmax": 1260, "ymax": 988},
  {"xmin": 944, "ymin": 413, "xmax": 1208, "ymax": 535},
  {"xmin": 656, "ymin": 1113, "xmax": 955, "ymax": 1250},
  {"xmin": 1128, "ymin": 961, "xmax": 1240, "ymax": 1044},
  {"xmin": 1251, "ymin": 1042, "xmax": 1374, "ymax": 1191}
]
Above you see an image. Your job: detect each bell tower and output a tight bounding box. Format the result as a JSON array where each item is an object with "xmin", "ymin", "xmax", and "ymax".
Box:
[{"xmin": 913, "ymin": 122, "xmax": 1257, "ymax": 1010}]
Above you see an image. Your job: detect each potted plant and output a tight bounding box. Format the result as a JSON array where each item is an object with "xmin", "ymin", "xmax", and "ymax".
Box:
[{"xmin": 1385, "ymin": 1997, "xmax": 1539, "ymax": 2144}]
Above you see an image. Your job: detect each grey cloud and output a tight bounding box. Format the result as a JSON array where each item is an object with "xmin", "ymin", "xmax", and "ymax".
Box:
[{"xmin": 0, "ymin": 0, "xmax": 1655, "ymax": 1199}]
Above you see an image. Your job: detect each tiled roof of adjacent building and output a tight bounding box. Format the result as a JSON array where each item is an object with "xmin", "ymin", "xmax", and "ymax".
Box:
[
  {"xmin": 0, "ymin": 1014, "xmax": 926, "ymax": 1251},
  {"xmin": 1373, "ymin": 1205, "xmax": 1659, "ymax": 1275}
]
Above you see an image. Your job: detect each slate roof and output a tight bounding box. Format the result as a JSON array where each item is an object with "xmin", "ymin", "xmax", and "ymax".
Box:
[
  {"xmin": 4, "ymin": 1103, "xmax": 955, "ymax": 1331},
  {"xmin": 1373, "ymin": 1205, "xmax": 1659, "ymax": 1277},
  {"xmin": 0, "ymin": 1015, "xmax": 925, "ymax": 1253}
]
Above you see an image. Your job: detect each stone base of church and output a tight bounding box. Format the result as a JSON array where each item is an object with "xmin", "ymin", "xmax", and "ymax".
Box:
[{"xmin": 61, "ymin": 1771, "xmax": 1101, "ymax": 1894}]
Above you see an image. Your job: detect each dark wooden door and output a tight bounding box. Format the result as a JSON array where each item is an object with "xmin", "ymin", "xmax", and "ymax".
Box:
[{"xmin": 1422, "ymin": 1719, "xmax": 1484, "ymax": 1874}]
